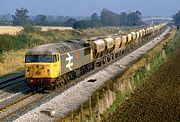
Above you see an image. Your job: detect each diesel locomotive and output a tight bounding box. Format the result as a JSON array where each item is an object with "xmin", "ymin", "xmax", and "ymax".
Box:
[{"xmin": 25, "ymin": 23, "xmax": 167, "ymax": 89}]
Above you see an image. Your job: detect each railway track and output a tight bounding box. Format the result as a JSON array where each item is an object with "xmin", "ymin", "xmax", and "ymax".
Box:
[
  {"xmin": 0, "ymin": 27, "xmax": 170, "ymax": 121},
  {"xmin": 0, "ymin": 71, "xmax": 28, "ymax": 105},
  {"xmin": 0, "ymin": 80, "xmax": 77, "ymax": 121},
  {"xmin": 0, "ymin": 82, "xmax": 30, "ymax": 103},
  {"xmin": 0, "ymin": 71, "xmax": 25, "ymax": 90},
  {"xmin": 0, "ymin": 91, "xmax": 44, "ymax": 121}
]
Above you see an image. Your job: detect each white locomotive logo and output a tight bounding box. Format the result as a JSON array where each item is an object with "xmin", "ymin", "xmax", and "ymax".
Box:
[{"xmin": 66, "ymin": 53, "xmax": 73, "ymax": 71}]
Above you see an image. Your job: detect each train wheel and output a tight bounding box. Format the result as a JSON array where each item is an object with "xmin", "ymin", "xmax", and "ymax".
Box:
[
  {"xmin": 60, "ymin": 80, "xmax": 66, "ymax": 86},
  {"xmin": 69, "ymin": 71, "xmax": 76, "ymax": 80}
]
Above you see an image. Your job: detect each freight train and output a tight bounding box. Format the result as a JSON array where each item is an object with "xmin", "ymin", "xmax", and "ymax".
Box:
[{"xmin": 25, "ymin": 23, "xmax": 167, "ymax": 90}]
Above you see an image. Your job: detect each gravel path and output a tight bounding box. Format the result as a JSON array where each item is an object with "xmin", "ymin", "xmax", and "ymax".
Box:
[
  {"xmin": 103, "ymin": 31, "xmax": 180, "ymax": 122},
  {"xmin": 13, "ymin": 28, "xmax": 171, "ymax": 122}
]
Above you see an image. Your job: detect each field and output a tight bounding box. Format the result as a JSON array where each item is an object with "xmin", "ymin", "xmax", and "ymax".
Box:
[
  {"xmin": 0, "ymin": 26, "xmax": 73, "ymax": 35},
  {"xmin": 103, "ymin": 31, "xmax": 180, "ymax": 122},
  {"xmin": 0, "ymin": 49, "xmax": 27, "ymax": 75},
  {"xmin": 0, "ymin": 26, "xmax": 23, "ymax": 35}
]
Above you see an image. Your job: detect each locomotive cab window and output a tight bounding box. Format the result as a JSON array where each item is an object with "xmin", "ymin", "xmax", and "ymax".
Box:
[{"xmin": 25, "ymin": 55, "xmax": 52, "ymax": 63}]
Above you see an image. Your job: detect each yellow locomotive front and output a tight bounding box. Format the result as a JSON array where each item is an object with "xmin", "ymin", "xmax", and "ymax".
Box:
[{"xmin": 25, "ymin": 46, "xmax": 60, "ymax": 89}]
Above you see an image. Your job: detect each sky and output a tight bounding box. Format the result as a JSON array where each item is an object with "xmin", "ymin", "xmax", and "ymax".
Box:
[{"xmin": 0, "ymin": 0, "xmax": 180, "ymax": 17}]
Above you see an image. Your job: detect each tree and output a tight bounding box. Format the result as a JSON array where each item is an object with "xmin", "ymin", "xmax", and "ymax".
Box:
[
  {"xmin": 47, "ymin": 15, "xmax": 55, "ymax": 22},
  {"xmin": 35, "ymin": 15, "xmax": 47, "ymax": 25},
  {"xmin": 91, "ymin": 13, "xmax": 99, "ymax": 21},
  {"xmin": 100, "ymin": 9, "xmax": 142, "ymax": 26},
  {"xmin": 136, "ymin": 10, "xmax": 142, "ymax": 17},
  {"xmin": 73, "ymin": 9, "xmax": 142, "ymax": 29},
  {"xmin": 100, "ymin": 9, "xmax": 121, "ymax": 26},
  {"xmin": 120, "ymin": 12, "xmax": 128, "ymax": 25},
  {"xmin": 12, "ymin": 7, "xmax": 29, "ymax": 25},
  {"xmin": 73, "ymin": 20, "xmax": 91, "ymax": 29},
  {"xmin": 173, "ymin": 10, "xmax": 180, "ymax": 25},
  {"xmin": 23, "ymin": 23, "xmax": 41, "ymax": 33},
  {"xmin": 64, "ymin": 18, "xmax": 76, "ymax": 26},
  {"xmin": 127, "ymin": 12, "xmax": 142, "ymax": 26},
  {"xmin": 101, "ymin": 9, "xmax": 119, "ymax": 26},
  {"xmin": 57, "ymin": 16, "xmax": 65, "ymax": 21}
]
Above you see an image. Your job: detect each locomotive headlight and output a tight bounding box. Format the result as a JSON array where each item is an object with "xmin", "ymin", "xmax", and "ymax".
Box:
[
  {"xmin": 47, "ymin": 69, "xmax": 51, "ymax": 74},
  {"xmin": 26, "ymin": 67, "xmax": 30, "ymax": 74}
]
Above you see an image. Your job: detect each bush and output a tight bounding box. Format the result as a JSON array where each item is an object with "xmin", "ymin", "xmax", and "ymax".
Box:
[{"xmin": 23, "ymin": 24, "xmax": 41, "ymax": 33}]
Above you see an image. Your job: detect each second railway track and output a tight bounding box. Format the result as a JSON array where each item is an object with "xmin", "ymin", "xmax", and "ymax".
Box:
[
  {"xmin": 0, "ymin": 91, "xmax": 43, "ymax": 121},
  {"xmin": 0, "ymin": 72, "xmax": 25, "ymax": 90}
]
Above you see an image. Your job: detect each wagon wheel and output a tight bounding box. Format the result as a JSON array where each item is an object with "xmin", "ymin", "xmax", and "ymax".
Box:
[{"xmin": 60, "ymin": 79, "xmax": 66, "ymax": 86}]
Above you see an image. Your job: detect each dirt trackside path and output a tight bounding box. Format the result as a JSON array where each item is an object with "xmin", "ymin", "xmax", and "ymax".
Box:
[{"xmin": 103, "ymin": 46, "xmax": 180, "ymax": 121}]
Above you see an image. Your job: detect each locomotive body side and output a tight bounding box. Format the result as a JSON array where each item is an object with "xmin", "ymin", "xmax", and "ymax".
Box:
[{"xmin": 59, "ymin": 47, "xmax": 92, "ymax": 75}]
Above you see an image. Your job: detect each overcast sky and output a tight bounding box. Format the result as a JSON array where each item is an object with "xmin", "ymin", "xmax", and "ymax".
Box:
[{"xmin": 0, "ymin": 0, "xmax": 180, "ymax": 17}]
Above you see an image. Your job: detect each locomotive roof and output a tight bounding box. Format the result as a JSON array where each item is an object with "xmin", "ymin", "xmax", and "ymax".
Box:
[{"xmin": 26, "ymin": 39, "xmax": 90, "ymax": 55}]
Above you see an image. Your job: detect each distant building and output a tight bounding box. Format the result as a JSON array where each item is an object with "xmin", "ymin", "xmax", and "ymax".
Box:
[{"xmin": 0, "ymin": 21, "xmax": 12, "ymax": 25}]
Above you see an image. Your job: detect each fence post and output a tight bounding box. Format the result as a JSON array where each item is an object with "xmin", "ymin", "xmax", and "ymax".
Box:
[
  {"xmin": 96, "ymin": 92, "xmax": 101, "ymax": 121},
  {"xmin": 162, "ymin": 49, "xmax": 166, "ymax": 59},
  {"xmin": 107, "ymin": 86, "xmax": 112, "ymax": 107},
  {"xmin": 89, "ymin": 97, "xmax": 93, "ymax": 122},
  {"xmin": 80, "ymin": 104, "xmax": 83, "ymax": 122},
  {"xmin": 113, "ymin": 82, "xmax": 116, "ymax": 102},
  {"xmin": 71, "ymin": 111, "xmax": 74, "ymax": 122}
]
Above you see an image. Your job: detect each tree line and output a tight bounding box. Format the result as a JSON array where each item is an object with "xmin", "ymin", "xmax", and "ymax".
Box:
[
  {"xmin": 10, "ymin": 7, "xmax": 143, "ymax": 29},
  {"xmin": 173, "ymin": 10, "xmax": 180, "ymax": 27}
]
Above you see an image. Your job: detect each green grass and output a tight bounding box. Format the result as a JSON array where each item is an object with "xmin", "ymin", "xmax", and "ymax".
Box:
[
  {"xmin": 130, "ymin": 53, "xmax": 165, "ymax": 88},
  {"xmin": 163, "ymin": 30, "xmax": 180, "ymax": 54}
]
